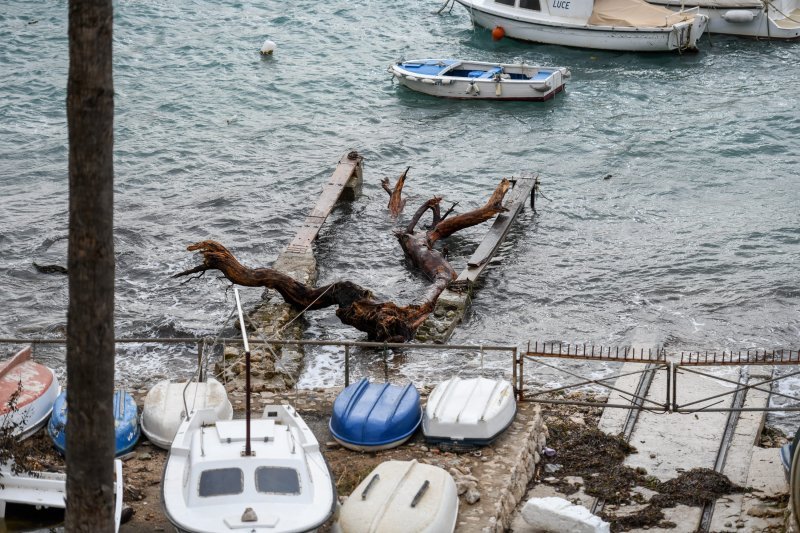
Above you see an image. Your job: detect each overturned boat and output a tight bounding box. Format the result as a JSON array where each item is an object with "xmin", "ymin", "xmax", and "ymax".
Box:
[
  {"xmin": 390, "ymin": 59, "xmax": 569, "ymax": 101},
  {"xmin": 423, "ymin": 377, "xmax": 516, "ymax": 446},
  {"xmin": 329, "ymin": 378, "xmax": 422, "ymax": 451},
  {"xmin": 0, "ymin": 346, "xmax": 61, "ymax": 441},
  {"xmin": 334, "ymin": 460, "xmax": 458, "ymax": 533},
  {"xmin": 454, "ymin": 0, "xmax": 709, "ymax": 51},
  {"xmin": 140, "ymin": 377, "xmax": 232, "ymax": 449}
]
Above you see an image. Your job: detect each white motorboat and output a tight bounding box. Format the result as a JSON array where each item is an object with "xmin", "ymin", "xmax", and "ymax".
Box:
[
  {"xmin": 333, "ymin": 460, "xmax": 458, "ymax": 533},
  {"xmin": 646, "ymin": 0, "xmax": 800, "ymax": 38},
  {"xmin": 454, "ymin": 0, "xmax": 709, "ymax": 51},
  {"xmin": 390, "ymin": 59, "xmax": 569, "ymax": 101},
  {"xmin": 0, "ymin": 346, "xmax": 61, "ymax": 441},
  {"xmin": 140, "ymin": 377, "xmax": 233, "ymax": 449},
  {"xmin": 423, "ymin": 377, "xmax": 516, "ymax": 446},
  {"xmin": 0, "ymin": 459, "xmax": 124, "ymax": 532},
  {"xmin": 162, "ymin": 288, "xmax": 336, "ymax": 533},
  {"xmin": 161, "ymin": 405, "xmax": 336, "ymax": 533}
]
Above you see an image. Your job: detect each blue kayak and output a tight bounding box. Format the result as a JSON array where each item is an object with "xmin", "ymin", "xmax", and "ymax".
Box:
[
  {"xmin": 48, "ymin": 390, "xmax": 140, "ymax": 457},
  {"xmin": 329, "ymin": 378, "xmax": 421, "ymax": 451}
]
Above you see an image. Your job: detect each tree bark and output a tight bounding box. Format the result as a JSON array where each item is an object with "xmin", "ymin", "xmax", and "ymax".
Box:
[
  {"xmin": 66, "ymin": 0, "xmax": 116, "ymax": 531},
  {"xmin": 176, "ymin": 179, "xmax": 512, "ymax": 342},
  {"xmin": 380, "ymin": 166, "xmax": 409, "ymax": 216}
]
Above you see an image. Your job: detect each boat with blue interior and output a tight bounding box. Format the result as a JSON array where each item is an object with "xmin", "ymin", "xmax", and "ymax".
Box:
[{"xmin": 390, "ymin": 59, "xmax": 569, "ymax": 101}]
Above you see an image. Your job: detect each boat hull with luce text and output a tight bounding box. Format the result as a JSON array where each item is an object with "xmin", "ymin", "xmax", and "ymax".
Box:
[{"xmin": 455, "ymin": 0, "xmax": 708, "ymax": 52}]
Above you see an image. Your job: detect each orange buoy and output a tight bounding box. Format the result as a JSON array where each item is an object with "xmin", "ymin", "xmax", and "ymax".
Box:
[{"xmin": 492, "ymin": 26, "xmax": 505, "ymax": 41}]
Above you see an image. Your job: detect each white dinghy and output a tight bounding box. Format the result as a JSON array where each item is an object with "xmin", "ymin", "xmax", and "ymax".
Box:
[
  {"xmin": 423, "ymin": 377, "xmax": 516, "ymax": 446},
  {"xmin": 141, "ymin": 377, "xmax": 232, "ymax": 449},
  {"xmin": 162, "ymin": 289, "xmax": 336, "ymax": 533},
  {"xmin": 333, "ymin": 460, "xmax": 458, "ymax": 533},
  {"xmin": 454, "ymin": 0, "xmax": 708, "ymax": 51},
  {"xmin": 0, "ymin": 459, "xmax": 124, "ymax": 532},
  {"xmin": 646, "ymin": 0, "xmax": 800, "ymax": 39},
  {"xmin": 0, "ymin": 346, "xmax": 61, "ymax": 441},
  {"xmin": 390, "ymin": 59, "xmax": 569, "ymax": 101}
]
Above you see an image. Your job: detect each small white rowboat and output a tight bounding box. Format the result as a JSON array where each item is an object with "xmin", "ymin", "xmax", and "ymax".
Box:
[
  {"xmin": 390, "ymin": 59, "xmax": 569, "ymax": 101},
  {"xmin": 333, "ymin": 460, "xmax": 458, "ymax": 533},
  {"xmin": 140, "ymin": 377, "xmax": 232, "ymax": 449},
  {"xmin": 0, "ymin": 347, "xmax": 60, "ymax": 441},
  {"xmin": 423, "ymin": 377, "xmax": 516, "ymax": 446}
]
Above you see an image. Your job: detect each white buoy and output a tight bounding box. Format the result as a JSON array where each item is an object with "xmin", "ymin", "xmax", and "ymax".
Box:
[{"xmin": 260, "ymin": 39, "xmax": 276, "ymax": 55}]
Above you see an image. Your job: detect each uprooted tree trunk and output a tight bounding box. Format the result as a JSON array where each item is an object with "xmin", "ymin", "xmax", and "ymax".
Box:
[{"xmin": 175, "ymin": 178, "xmax": 511, "ymax": 341}]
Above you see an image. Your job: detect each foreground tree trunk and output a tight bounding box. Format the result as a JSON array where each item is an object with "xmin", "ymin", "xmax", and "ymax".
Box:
[
  {"xmin": 176, "ymin": 179, "xmax": 511, "ymax": 342},
  {"xmin": 66, "ymin": 0, "xmax": 116, "ymax": 530}
]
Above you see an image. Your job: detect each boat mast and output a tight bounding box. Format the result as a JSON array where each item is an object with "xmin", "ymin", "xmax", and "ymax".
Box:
[{"xmin": 233, "ymin": 288, "xmax": 252, "ymax": 457}]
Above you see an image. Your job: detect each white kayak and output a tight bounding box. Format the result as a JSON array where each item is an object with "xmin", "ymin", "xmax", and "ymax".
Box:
[
  {"xmin": 334, "ymin": 460, "xmax": 458, "ymax": 533},
  {"xmin": 140, "ymin": 377, "xmax": 232, "ymax": 449}
]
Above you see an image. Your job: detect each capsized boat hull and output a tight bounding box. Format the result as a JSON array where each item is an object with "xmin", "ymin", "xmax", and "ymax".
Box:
[
  {"xmin": 48, "ymin": 390, "xmax": 140, "ymax": 457},
  {"xmin": 329, "ymin": 379, "xmax": 422, "ymax": 451},
  {"xmin": 140, "ymin": 377, "xmax": 232, "ymax": 449},
  {"xmin": 456, "ymin": 0, "xmax": 708, "ymax": 51},
  {"xmin": 390, "ymin": 59, "xmax": 568, "ymax": 101},
  {"xmin": 0, "ymin": 347, "xmax": 61, "ymax": 441},
  {"xmin": 333, "ymin": 460, "xmax": 458, "ymax": 533},
  {"xmin": 423, "ymin": 377, "xmax": 517, "ymax": 446}
]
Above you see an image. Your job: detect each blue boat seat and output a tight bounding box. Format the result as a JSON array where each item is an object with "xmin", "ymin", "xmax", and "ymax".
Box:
[
  {"xmin": 468, "ymin": 66, "xmax": 503, "ymax": 79},
  {"xmin": 531, "ymin": 69, "xmax": 554, "ymax": 81}
]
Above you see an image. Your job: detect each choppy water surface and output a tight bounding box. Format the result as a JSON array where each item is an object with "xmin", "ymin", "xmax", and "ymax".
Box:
[{"xmin": 1, "ymin": 1, "xmax": 798, "ymax": 426}]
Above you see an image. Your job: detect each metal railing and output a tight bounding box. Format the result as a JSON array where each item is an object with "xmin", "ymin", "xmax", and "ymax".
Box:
[{"xmin": 0, "ymin": 337, "xmax": 517, "ymax": 389}]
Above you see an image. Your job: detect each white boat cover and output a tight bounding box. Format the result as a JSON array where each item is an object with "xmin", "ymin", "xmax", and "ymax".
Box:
[
  {"xmin": 336, "ymin": 460, "xmax": 458, "ymax": 533},
  {"xmin": 141, "ymin": 378, "xmax": 232, "ymax": 449},
  {"xmin": 589, "ymin": 0, "xmax": 695, "ymax": 27}
]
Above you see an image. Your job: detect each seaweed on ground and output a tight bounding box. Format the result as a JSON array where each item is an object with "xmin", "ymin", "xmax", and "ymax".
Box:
[{"xmin": 541, "ymin": 420, "xmax": 749, "ymax": 532}]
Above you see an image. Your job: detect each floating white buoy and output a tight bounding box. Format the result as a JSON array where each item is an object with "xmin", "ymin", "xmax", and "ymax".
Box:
[{"xmin": 260, "ymin": 39, "xmax": 276, "ymax": 55}]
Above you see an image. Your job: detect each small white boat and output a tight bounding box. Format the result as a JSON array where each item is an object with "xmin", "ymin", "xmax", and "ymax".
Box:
[
  {"xmin": 140, "ymin": 377, "xmax": 233, "ymax": 449},
  {"xmin": 454, "ymin": 0, "xmax": 709, "ymax": 51},
  {"xmin": 423, "ymin": 377, "xmax": 516, "ymax": 446},
  {"xmin": 390, "ymin": 59, "xmax": 569, "ymax": 101},
  {"xmin": 333, "ymin": 460, "xmax": 458, "ymax": 533},
  {"xmin": 0, "ymin": 346, "xmax": 61, "ymax": 441},
  {"xmin": 0, "ymin": 459, "xmax": 124, "ymax": 532},
  {"xmin": 647, "ymin": 0, "xmax": 800, "ymax": 39},
  {"xmin": 162, "ymin": 405, "xmax": 336, "ymax": 533}
]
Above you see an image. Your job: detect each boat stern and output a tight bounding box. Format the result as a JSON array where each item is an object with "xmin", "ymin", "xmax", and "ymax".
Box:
[{"xmin": 673, "ymin": 9, "xmax": 708, "ymax": 51}]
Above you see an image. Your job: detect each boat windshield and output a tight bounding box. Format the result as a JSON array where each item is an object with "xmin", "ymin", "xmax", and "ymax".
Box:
[
  {"xmin": 255, "ymin": 466, "xmax": 301, "ymax": 495},
  {"xmin": 198, "ymin": 468, "xmax": 244, "ymax": 497}
]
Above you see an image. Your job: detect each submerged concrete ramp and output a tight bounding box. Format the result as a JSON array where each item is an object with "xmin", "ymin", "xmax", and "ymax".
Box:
[
  {"xmin": 244, "ymin": 152, "xmax": 363, "ymax": 390},
  {"xmin": 415, "ymin": 176, "xmax": 536, "ymax": 343}
]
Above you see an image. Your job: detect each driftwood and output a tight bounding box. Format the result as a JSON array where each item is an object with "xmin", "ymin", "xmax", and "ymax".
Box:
[
  {"xmin": 175, "ymin": 178, "xmax": 511, "ymax": 341},
  {"xmin": 380, "ymin": 166, "xmax": 409, "ymax": 216}
]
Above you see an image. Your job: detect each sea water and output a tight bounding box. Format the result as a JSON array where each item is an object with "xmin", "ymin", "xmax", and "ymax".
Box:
[{"xmin": 1, "ymin": 1, "xmax": 798, "ymax": 427}]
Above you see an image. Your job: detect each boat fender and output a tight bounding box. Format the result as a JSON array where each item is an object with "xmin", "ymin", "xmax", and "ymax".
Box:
[
  {"xmin": 721, "ymin": 9, "xmax": 755, "ymax": 22},
  {"xmin": 492, "ymin": 26, "xmax": 505, "ymax": 40},
  {"xmin": 466, "ymin": 82, "xmax": 480, "ymax": 95},
  {"xmin": 495, "ymin": 83, "xmax": 502, "ymax": 96},
  {"xmin": 441, "ymin": 79, "xmax": 452, "ymax": 85},
  {"xmin": 421, "ymin": 78, "xmax": 436, "ymax": 84},
  {"xmin": 405, "ymin": 75, "xmax": 418, "ymax": 82}
]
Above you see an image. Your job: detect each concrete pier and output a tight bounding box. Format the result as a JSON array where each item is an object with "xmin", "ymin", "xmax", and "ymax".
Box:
[
  {"xmin": 244, "ymin": 152, "xmax": 363, "ymax": 389},
  {"xmin": 415, "ymin": 176, "xmax": 536, "ymax": 344}
]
